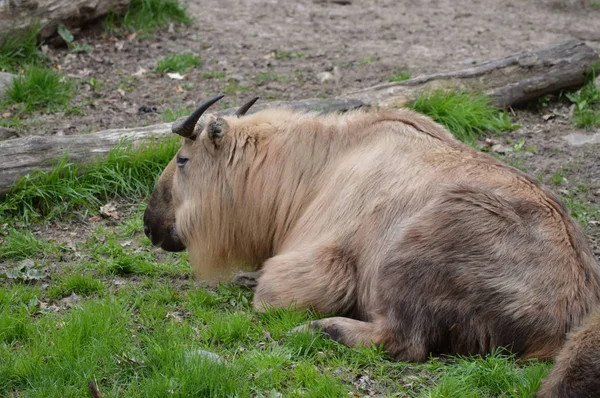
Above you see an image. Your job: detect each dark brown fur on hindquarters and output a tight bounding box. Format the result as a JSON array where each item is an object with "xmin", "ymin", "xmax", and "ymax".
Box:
[{"xmin": 537, "ymin": 312, "xmax": 600, "ymax": 398}]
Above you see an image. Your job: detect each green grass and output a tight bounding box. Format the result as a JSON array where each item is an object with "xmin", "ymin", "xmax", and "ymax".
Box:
[
  {"xmin": 106, "ymin": 0, "xmax": 190, "ymax": 35},
  {"xmin": 0, "ymin": 136, "xmax": 180, "ymax": 222},
  {"xmin": 389, "ymin": 68, "xmax": 411, "ymax": 82},
  {"xmin": 0, "ymin": 25, "xmax": 44, "ymax": 72},
  {"xmin": 48, "ymin": 273, "xmax": 105, "ymax": 300},
  {"xmin": 1, "ymin": 64, "xmax": 73, "ymax": 113},
  {"xmin": 421, "ymin": 351, "xmax": 550, "ymax": 398},
  {"xmin": 156, "ymin": 53, "xmax": 203, "ymax": 74},
  {"xmin": 567, "ymin": 67, "xmax": 600, "ymax": 129},
  {"xmin": 563, "ymin": 191, "xmax": 600, "ymax": 229},
  {"xmin": 273, "ymin": 51, "xmax": 305, "ymax": 59},
  {"xmin": 410, "ymin": 90, "xmax": 517, "ymax": 144},
  {"xmin": 0, "ymin": 228, "xmax": 62, "ymax": 261},
  {"xmin": 0, "ymin": 267, "xmax": 553, "ymax": 397},
  {"xmin": 256, "ymin": 72, "xmax": 289, "ymax": 84},
  {"xmin": 200, "ymin": 71, "xmax": 227, "ymax": 79},
  {"xmin": 223, "ymin": 81, "xmax": 249, "ymax": 96},
  {"xmin": 162, "ymin": 104, "xmax": 190, "ymax": 122}
]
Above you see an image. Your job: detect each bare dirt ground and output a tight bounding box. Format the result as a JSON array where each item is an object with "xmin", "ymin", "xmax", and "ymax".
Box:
[{"xmin": 4, "ymin": 0, "xmax": 600, "ymax": 251}]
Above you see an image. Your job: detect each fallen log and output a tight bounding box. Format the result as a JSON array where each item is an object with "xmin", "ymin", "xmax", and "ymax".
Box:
[
  {"xmin": 341, "ymin": 40, "xmax": 599, "ymax": 108},
  {"xmin": 0, "ymin": 0, "xmax": 131, "ymax": 39},
  {"xmin": 0, "ymin": 41, "xmax": 597, "ymax": 196},
  {"xmin": 0, "ymin": 98, "xmax": 364, "ymax": 195}
]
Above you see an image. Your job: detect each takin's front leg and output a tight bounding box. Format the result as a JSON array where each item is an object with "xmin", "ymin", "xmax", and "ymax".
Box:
[
  {"xmin": 231, "ymin": 270, "xmax": 262, "ymax": 290},
  {"xmin": 252, "ymin": 244, "xmax": 389, "ymax": 351}
]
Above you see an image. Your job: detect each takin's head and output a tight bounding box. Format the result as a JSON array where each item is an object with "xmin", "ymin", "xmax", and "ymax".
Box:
[{"xmin": 143, "ymin": 94, "xmax": 259, "ymax": 254}]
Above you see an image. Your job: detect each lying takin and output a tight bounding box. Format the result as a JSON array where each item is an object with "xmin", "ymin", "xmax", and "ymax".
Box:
[{"xmin": 143, "ymin": 95, "xmax": 600, "ymax": 397}]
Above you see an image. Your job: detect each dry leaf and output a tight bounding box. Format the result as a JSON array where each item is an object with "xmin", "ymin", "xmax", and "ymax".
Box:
[
  {"xmin": 133, "ymin": 67, "xmax": 147, "ymax": 77},
  {"xmin": 88, "ymin": 215, "xmax": 102, "ymax": 222},
  {"xmin": 542, "ymin": 114, "xmax": 555, "ymax": 121},
  {"xmin": 167, "ymin": 72, "xmax": 185, "ymax": 80},
  {"xmin": 100, "ymin": 202, "xmax": 120, "ymax": 220}
]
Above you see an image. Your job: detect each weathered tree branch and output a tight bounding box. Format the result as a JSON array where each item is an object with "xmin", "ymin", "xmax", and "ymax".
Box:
[
  {"xmin": 341, "ymin": 40, "xmax": 598, "ymax": 108},
  {"xmin": 0, "ymin": 0, "xmax": 131, "ymax": 39}
]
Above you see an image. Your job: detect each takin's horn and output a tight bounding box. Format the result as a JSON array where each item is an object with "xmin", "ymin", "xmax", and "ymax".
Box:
[
  {"xmin": 172, "ymin": 94, "xmax": 225, "ymax": 138},
  {"xmin": 236, "ymin": 96, "xmax": 260, "ymax": 118}
]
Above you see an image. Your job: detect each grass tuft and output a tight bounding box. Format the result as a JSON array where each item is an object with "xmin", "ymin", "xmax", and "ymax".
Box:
[
  {"xmin": 410, "ymin": 90, "xmax": 517, "ymax": 144},
  {"xmin": 422, "ymin": 350, "xmax": 551, "ymax": 397},
  {"xmin": 0, "ymin": 228, "xmax": 60, "ymax": 261},
  {"xmin": 567, "ymin": 66, "xmax": 600, "ymax": 129},
  {"xmin": 0, "ymin": 137, "xmax": 180, "ymax": 222},
  {"xmin": 48, "ymin": 274, "xmax": 105, "ymax": 299},
  {"xmin": 256, "ymin": 72, "xmax": 288, "ymax": 84},
  {"xmin": 162, "ymin": 106, "xmax": 192, "ymax": 122},
  {"xmin": 0, "ymin": 25, "xmax": 44, "ymax": 72},
  {"xmin": 389, "ymin": 68, "xmax": 411, "ymax": 82},
  {"xmin": 156, "ymin": 53, "xmax": 203, "ymax": 74},
  {"xmin": 2, "ymin": 65, "xmax": 72, "ymax": 113},
  {"xmin": 107, "ymin": 0, "xmax": 190, "ymax": 35}
]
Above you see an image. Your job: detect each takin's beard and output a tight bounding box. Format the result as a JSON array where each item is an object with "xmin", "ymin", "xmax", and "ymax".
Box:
[{"xmin": 187, "ymin": 248, "xmax": 256, "ymax": 283}]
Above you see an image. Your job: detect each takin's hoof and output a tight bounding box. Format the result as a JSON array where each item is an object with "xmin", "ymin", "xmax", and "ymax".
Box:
[
  {"xmin": 230, "ymin": 270, "xmax": 262, "ymax": 290},
  {"xmin": 289, "ymin": 320, "xmax": 344, "ymax": 342}
]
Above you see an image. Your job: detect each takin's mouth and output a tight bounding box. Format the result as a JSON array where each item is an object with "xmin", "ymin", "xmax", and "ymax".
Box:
[
  {"xmin": 145, "ymin": 225, "xmax": 186, "ymax": 252},
  {"xmin": 160, "ymin": 229, "xmax": 186, "ymax": 252}
]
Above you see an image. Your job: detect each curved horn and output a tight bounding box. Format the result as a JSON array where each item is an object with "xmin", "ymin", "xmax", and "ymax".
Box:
[
  {"xmin": 172, "ymin": 94, "xmax": 225, "ymax": 138},
  {"xmin": 236, "ymin": 96, "xmax": 260, "ymax": 118}
]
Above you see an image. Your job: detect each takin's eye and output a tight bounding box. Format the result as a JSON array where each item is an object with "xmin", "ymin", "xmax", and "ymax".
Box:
[{"xmin": 176, "ymin": 156, "xmax": 189, "ymax": 168}]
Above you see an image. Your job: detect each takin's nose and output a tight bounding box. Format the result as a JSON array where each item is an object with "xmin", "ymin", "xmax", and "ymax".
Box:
[{"xmin": 144, "ymin": 223, "xmax": 151, "ymax": 238}]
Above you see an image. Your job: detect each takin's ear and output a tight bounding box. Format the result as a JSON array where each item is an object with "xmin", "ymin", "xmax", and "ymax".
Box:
[{"xmin": 207, "ymin": 117, "xmax": 229, "ymax": 143}]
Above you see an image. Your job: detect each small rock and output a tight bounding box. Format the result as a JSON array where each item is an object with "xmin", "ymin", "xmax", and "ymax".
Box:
[
  {"xmin": 132, "ymin": 67, "xmax": 147, "ymax": 77},
  {"xmin": 317, "ymin": 71, "xmax": 334, "ymax": 83},
  {"xmin": 332, "ymin": 368, "xmax": 345, "ymax": 377},
  {"xmin": 491, "ymin": 144, "xmax": 509, "ymax": 154},
  {"xmin": 463, "ymin": 58, "xmax": 477, "ymax": 66},
  {"xmin": 542, "ymin": 113, "xmax": 555, "ymax": 121},
  {"xmin": 187, "ymin": 349, "xmax": 225, "ymax": 363},
  {"xmin": 138, "ymin": 105, "xmax": 157, "ymax": 114},
  {"xmin": 167, "ymin": 72, "xmax": 185, "ymax": 80},
  {"xmin": 228, "ymin": 74, "xmax": 244, "ymax": 83},
  {"xmin": 0, "ymin": 72, "xmax": 16, "ymax": 99},
  {"xmin": 60, "ymin": 293, "xmax": 81, "ymax": 308},
  {"xmin": 564, "ymin": 132, "xmax": 600, "ymax": 147}
]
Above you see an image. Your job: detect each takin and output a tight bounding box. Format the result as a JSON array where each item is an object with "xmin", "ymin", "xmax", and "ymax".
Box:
[{"xmin": 143, "ymin": 95, "xmax": 600, "ymax": 397}]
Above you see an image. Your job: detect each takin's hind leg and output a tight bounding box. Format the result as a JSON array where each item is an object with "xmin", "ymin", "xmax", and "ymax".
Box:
[{"xmin": 291, "ymin": 317, "xmax": 389, "ymax": 350}]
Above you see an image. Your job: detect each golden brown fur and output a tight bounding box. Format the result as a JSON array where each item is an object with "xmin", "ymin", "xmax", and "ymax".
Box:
[{"xmin": 144, "ymin": 107, "xmax": 600, "ymax": 393}]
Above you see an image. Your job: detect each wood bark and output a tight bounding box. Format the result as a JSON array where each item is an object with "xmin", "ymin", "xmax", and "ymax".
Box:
[
  {"xmin": 0, "ymin": 41, "xmax": 597, "ymax": 195},
  {"xmin": 0, "ymin": 0, "xmax": 131, "ymax": 39},
  {"xmin": 341, "ymin": 40, "xmax": 599, "ymax": 108}
]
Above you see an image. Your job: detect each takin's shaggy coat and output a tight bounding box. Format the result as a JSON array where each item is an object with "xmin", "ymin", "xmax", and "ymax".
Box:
[{"xmin": 143, "ymin": 96, "xmax": 600, "ymax": 397}]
